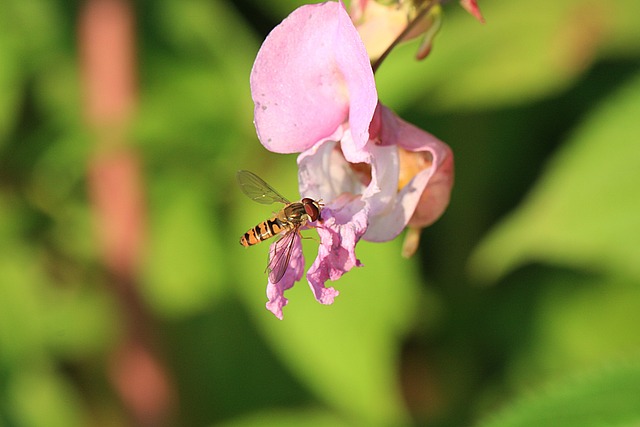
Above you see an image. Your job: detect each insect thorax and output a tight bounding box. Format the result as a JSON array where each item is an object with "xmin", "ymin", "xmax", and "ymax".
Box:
[{"xmin": 282, "ymin": 202, "xmax": 310, "ymax": 225}]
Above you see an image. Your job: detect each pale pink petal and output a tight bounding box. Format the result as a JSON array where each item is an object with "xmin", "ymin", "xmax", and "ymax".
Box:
[
  {"xmin": 307, "ymin": 195, "xmax": 367, "ymax": 298},
  {"xmin": 265, "ymin": 235, "xmax": 305, "ymax": 319},
  {"xmin": 364, "ymin": 106, "xmax": 453, "ymax": 241},
  {"xmin": 251, "ymin": 1, "xmax": 377, "ymax": 154},
  {"xmin": 335, "ymin": 3, "xmax": 378, "ymax": 152},
  {"xmin": 298, "ymin": 138, "xmax": 365, "ymax": 202},
  {"xmin": 361, "ymin": 142, "xmax": 398, "ymax": 217},
  {"xmin": 340, "ymin": 127, "xmax": 373, "ymax": 164}
]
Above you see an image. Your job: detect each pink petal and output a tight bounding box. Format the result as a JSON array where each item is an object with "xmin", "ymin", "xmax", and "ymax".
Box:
[
  {"xmin": 361, "ymin": 142, "xmax": 398, "ymax": 217},
  {"xmin": 406, "ymin": 142, "xmax": 454, "ymax": 228},
  {"xmin": 265, "ymin": 234, "xmax": 305, "ymax": 319},
  {"xmin": 251, "ymin": 1, "xmax": 377, "ymax": 154},
  {"xmin": 364, "ymin": 105, "xmax": 453, "ymax": 240},
  {"xmin": 298, "ymin": 138, "xmax": 365, "ymax": 203},
  {"xmin": 297, "ymin": 105, "xmax": 453, "ymax": 244},
  {"xmin": 307, "ymin": 195, "xmax": 367, "ymax": 298},
  {"xmin": 460, "ymin": 0, "xmax": 485, "ymax": 23}
]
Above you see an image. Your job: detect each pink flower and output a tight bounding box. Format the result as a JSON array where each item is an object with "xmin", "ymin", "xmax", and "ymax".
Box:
[{"xmin": 251, "ymin": 1, "xmax": 454, "ymax": 319}]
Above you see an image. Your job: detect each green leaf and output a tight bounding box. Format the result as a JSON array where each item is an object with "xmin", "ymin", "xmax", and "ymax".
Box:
[
  {"xmin": 0, "ymin": 211, "xmax": 48, "ymax": 367},
  {"xmin": 505, "ymin": 272, "xmax": 640, "ymax": 388},
  {"xmin": 141, "ymin": 177, "xmax": 227, "ymax": 318},
  {"xmin": 7, "ymin": 368, "xmax": 85, "ymax": 427},
  {"xmin": 377, "ymin": 0, "xmax": 640, "ymax": 112},
  {"xmin": 469, "ymin": 71, "xmax": 640, "ymax": 283},
  {"xmin": 0, "ymin": 251, "xmax": 47, "ymax": 366},
  {"xmin": 0, "ymin": 31, "xmax": 21, "ymax": 148},
  {"xmin": 44, "ymin": 286, "xmax": 119, "ymax": 359},
  {"xmin": 602, "ymin": 0, "xmax": 640, "ymax": 58},
  {"xmin": 477, "ymin": 364, "xmax": 640, "ymax": 427},
  {"xmin": 217, "ymin": 408, "xmax": 352, "ymax": 427}
]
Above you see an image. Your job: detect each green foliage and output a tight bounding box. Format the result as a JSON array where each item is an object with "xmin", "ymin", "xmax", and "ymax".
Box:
[
  {"xmin": 478, "ymin": 364, "xmax": 640, "ymax": 427},
  {"xmin": 377, "ymin": 0, "xmax": 640, "ymax": 111},
  {"xmin": 217, "ymin": 408, "xmax": 352, "ymax": 427},
  {"xmin": 0, "ymin": 0, "xmax": 639, "ymax": 426},
  {"xmin": 142, "ymin": 177, "xmax": 227, "ymax": 317},
  {"xmin": 469, "ymin": 71, "xmax": 640, "ymax": 283}
]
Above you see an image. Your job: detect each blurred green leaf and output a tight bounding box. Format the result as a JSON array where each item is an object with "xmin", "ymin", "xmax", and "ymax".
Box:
[
  {"xmin": 142, "ymin": 177, "xmax": 227, "ymax": 317},
  {"xmin": 0, "ymin": 33, "xmax": 20, "ymax": 148},
  {"xmin": 33, "ymin": 58, "xmax": 83, "ymax": 130},
  {"xmin": 0, "ymin": 253, "xmax": 46, "ymax": 366},
  {"xmin": 217, "ymin": 408, "xmax": 352, "ymax": 427},
  {"xmin": 0, "ymin": 0, "xmax": 68, "ymax": 146},
  {"xmin": 0, "ymin": 195, "xmax": 115, "ymax": 362},
  {"xmin": 28, "ymin": 130, "xmax": 91, "ymax": 214},
  {"xmin": 0, "ymin": 210, "xmax": 49, "ymax": 367},
  {"xmin": 137, "ymin": 0, "xmax": 255, "ymax": 151},
  {"xmin": 138, "ymin": 63, "xmax": 245, "ymax": 150},
  {"xmin": 7, "ymin": 368, "xmax": 85, "ymax": 427},
  {"xmin": 45, "ymin": 286, "xmax": 119, "ymax": 359},
  {"xmin": 477, "ymin": 364, "xmax": 640, "ymax": 427},
  {"xmin": 505, "ymin": 272, "xmax": 640, "ymax": 388},
  {"xmin": 377, "ymin": 0, "xmax": 640, "ymax": 112},
  {"xmin": 0, "ymin": 0, "xmax": 64, "ymax": 69},
  {"xmin": 469, "ymin": 71, "xmax": 640, "ymax": 283},
  {"xmin": 603, "ymin": 0, "xmax": 640, "ymax": 57}
]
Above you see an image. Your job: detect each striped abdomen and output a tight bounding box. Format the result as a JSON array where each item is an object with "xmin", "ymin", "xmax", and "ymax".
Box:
[{"xmin": 240, "ymin": 214, "xmax": 293, "ymax": 247}]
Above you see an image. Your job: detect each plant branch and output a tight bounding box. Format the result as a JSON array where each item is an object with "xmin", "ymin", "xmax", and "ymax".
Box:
[{"xmin": 371, "ymin": 0, "xmax": 440, "ymax": 74}]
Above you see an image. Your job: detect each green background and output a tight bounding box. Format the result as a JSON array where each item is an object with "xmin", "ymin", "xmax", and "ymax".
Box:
[{"xmin": 1, "ymin": 0, "xmax": 640, "ymax": 426}]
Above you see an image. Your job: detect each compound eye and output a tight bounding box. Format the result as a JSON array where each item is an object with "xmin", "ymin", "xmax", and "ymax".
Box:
[{"xmin": 302, "ymin": 199, "xmax": 320, "ymax": 221}]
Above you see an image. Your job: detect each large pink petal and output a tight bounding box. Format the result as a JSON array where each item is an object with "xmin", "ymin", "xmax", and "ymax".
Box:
[{"xmin": 251, "ymin": 1, "xmax": 376, "ymax": 153}]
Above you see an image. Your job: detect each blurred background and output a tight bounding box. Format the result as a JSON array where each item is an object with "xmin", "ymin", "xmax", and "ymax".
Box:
[{"xmin": 1, "ymin": 0, "xmax": 639, "ymax": 426}]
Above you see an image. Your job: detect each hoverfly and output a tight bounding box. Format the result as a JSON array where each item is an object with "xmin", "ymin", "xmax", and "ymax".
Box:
[{"xmin": 237, "ymin": 170, "xmax": 322, "ymax": 283}]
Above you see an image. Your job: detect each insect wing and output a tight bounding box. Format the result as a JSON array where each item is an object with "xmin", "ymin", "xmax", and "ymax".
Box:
[
  {"xmin": 266, "ymin": 228, "xmax": 300, "ymax": 284},
  {"xmin": 237, "ymin": 170, "xmax": 290, "ymax": 205}
]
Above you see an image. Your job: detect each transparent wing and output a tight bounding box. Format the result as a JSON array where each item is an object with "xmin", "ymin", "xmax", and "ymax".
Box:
[
  {"xmin": 266, "ymin": 228, "xmax": 300, "ymax": 284},
  {"xmin": 237, "ymin": 170, "xmax": 290, "ymax": 205}
]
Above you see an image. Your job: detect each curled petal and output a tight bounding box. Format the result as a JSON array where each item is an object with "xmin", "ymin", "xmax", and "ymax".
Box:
[
  {"xmin": 265, "ymin": 234, "xmax": 305, "ymax": 319},
  {"xmin": 406, "ymin": 144, "xmax": 454, "ymax": 228},
  {"xmin": 364, "ymin": 105, "xmax": 453, "ymax": 241},
  {"xmin": 251, "ymin": 1, "xmax": 377, "ymax": 154},
  {"xmin": 307, "ymin": 195, "xmax": 367, "ymax": 297}
]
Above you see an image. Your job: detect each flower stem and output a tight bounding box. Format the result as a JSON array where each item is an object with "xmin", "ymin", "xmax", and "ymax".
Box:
[{"xmin": 371, "ymin": 0, "xmax": 440, "ymax": 74}]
